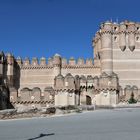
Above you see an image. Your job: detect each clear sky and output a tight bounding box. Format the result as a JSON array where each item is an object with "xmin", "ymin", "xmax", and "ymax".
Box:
[{"xmin": 0, "ymin": 0, "xmax": 140, "ymax": 60}]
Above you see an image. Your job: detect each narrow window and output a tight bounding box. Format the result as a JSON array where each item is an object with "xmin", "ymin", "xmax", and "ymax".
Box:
[
  {"xmin": 114, "ymin": 27, "xmax": 117, "ymax": 31},
  {"xmin": 136, "ymin": 36, "xmax": 139, "ymax": 41},
  {"xmin": 114, "ymin": 36, "xmax": 117, "ymax": 42},
  {"xmin": 137, "ymin": 27, "xmax": 140, "ymax": 31}
]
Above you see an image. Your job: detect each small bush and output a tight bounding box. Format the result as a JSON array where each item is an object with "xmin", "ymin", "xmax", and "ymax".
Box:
[
  {"xmin": 46, "ymin": 107, "xmax": 56, "ymax": 114},
  {"xmin": 128, "ymin": 98, "xmax": 137, "ymax": 104},
  {"xmin": 128, "ymin": 93, "xmax": 137, "ymax": 104}
]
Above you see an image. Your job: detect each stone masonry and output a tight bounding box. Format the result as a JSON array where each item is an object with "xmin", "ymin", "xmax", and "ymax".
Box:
[{"xmin": 0, "ymin": 20, "xmax": 140, "ymax": 109}]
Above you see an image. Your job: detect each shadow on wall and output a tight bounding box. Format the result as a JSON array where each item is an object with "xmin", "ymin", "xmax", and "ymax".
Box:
[
  {"xmin": 14, "ymin": 61, "xmax": 21, "ymax": 90},
  {"xmin": 27, "ymin": 133, "xmax": 55, "ymax": 140},
  {"xmin": 0, "ymin": 86, "xmax": 14, "ymax": 110}
]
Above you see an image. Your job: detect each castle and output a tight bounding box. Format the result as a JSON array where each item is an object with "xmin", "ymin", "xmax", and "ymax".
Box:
[{"xmin": 0, "ymin": 20, "xmax": 140, "ymax": 110}]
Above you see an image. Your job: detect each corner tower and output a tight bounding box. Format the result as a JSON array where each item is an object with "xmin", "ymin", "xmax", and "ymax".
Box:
[{"xmin": 93, "ymin": 21, "xmax": 113, "ymax": 75}]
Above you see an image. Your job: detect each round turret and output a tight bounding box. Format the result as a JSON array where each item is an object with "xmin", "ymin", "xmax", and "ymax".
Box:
[{"xmin": 100, "ymin": 21, "xmax": 113, "ymax": 75}]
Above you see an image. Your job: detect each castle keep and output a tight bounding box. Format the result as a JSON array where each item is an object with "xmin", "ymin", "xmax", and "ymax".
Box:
[{"xmin": 0, "ymin": 20, "xmax": 140, "ymax": 109}]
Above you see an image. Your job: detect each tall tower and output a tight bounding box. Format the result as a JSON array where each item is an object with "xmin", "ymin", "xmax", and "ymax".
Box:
[
  {"xmin": 6, "ymin": 53, "xmax": 14, "ymax": 87},
  {"xmin": 100, "ymin": 21, "xmax": 113, "ymax": 75}
]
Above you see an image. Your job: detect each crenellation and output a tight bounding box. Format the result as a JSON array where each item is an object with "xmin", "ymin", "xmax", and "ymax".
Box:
[
  {"xmin": 31, "ymin": 57, "xmax": 38, "ymax": 66},
  {"xmin": 86, "ymin": 58, "xmax": 92, "ymax": 65},
  {"xmin": 69, "ymin": 57, "xmax": 76, "ymax": 65},
  {"xmin": 100, "ymin": 21, "xmax": 112, "ymax": 35},
  {"xmin": 77, "ymin": 58, "xmax": 84, "ymax": 65},
  {"xmin": 40, "ymin": 57, "xmax": 46, "ymax": 66},
  {"xmin": 62, "ymin": 58, "xmax": 67, "ymax": 66},
  {"xmin": 23, "ymin": 57, "xmax": 30, "ymax": 66},
  {"xmin": 48, "ymin": 57, "xmax": 53, "ymax": 66}
]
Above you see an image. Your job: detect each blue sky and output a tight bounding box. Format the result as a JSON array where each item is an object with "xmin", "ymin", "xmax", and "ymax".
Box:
[{"xmin": 0, "ymin": 0, "xmax": 140, "ymax": 60}]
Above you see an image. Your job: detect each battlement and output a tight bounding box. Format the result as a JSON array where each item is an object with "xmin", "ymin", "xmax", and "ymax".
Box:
[
  {"xmin": 0, "ymin": 51, "xmax": 97, "ymax": 70},
  {"xmin": 15, "ymin": 56, "xmax": 96, "ymax": 69},
  {"xmin": 62, "ymin": 57, "xmax": 94, "ymax": 67},
  {"xmin": 54, "ymin": 72, "xmax": 119, "ymax": 91},
  {"xmin": 93, "ymin": 20, "xmax": 140, "ymax": 45}
]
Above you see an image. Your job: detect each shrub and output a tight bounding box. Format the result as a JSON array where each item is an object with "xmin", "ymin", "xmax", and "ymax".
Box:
[{"xmin": 128, "ymin": 93, "xmax": 137, "ymax": 104}]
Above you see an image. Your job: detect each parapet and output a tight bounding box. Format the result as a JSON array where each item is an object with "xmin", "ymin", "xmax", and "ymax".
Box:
[
  {"xmin": 99, "ymin": 72, "xmax": 119, "ymax": 90},
  {"xmin": 22, "ymin": 57, "xmax": 53, "ymax": 68},
  {"xmin": 61, "ymin": 57, "xmax": 95, "ymax": 68},
  {"xmin": 93, "ymin": 20, "xmax": 140, "ymax": 47},
  {"xmin": 69, "ymin": 57, "xmax": 76, "ymax": 65},
  {"xmin": 32, "ymin": 57, "xmax": 38, "ymax": 66},
  {"xmin": 40, "ymin": 57, "xmax": 46, "ymax": 66},
  {"xmin": 53, "ymin": 53, "xmax": 61, "ymax": 66},
  {"xmin": 62, "ymin": 58, "xmax": 67, "ymax": 66},
  {"xmin": 16, "ymin": 55, "xmax": 96, "ymax": 70},
  {"xmin": 86, "ymin": 58, "xmax": 93, "ymax": 65},
  {"xmin": 77, "ymin": 58, "xmax": 84, "ymax": 65},
  {"xmin": 48, "ymin": 57, "xmax": 53, "ymax": 66},
  {"xmin": 55, "ymin": 73, "xmax": 76, "ymax": 90}
]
